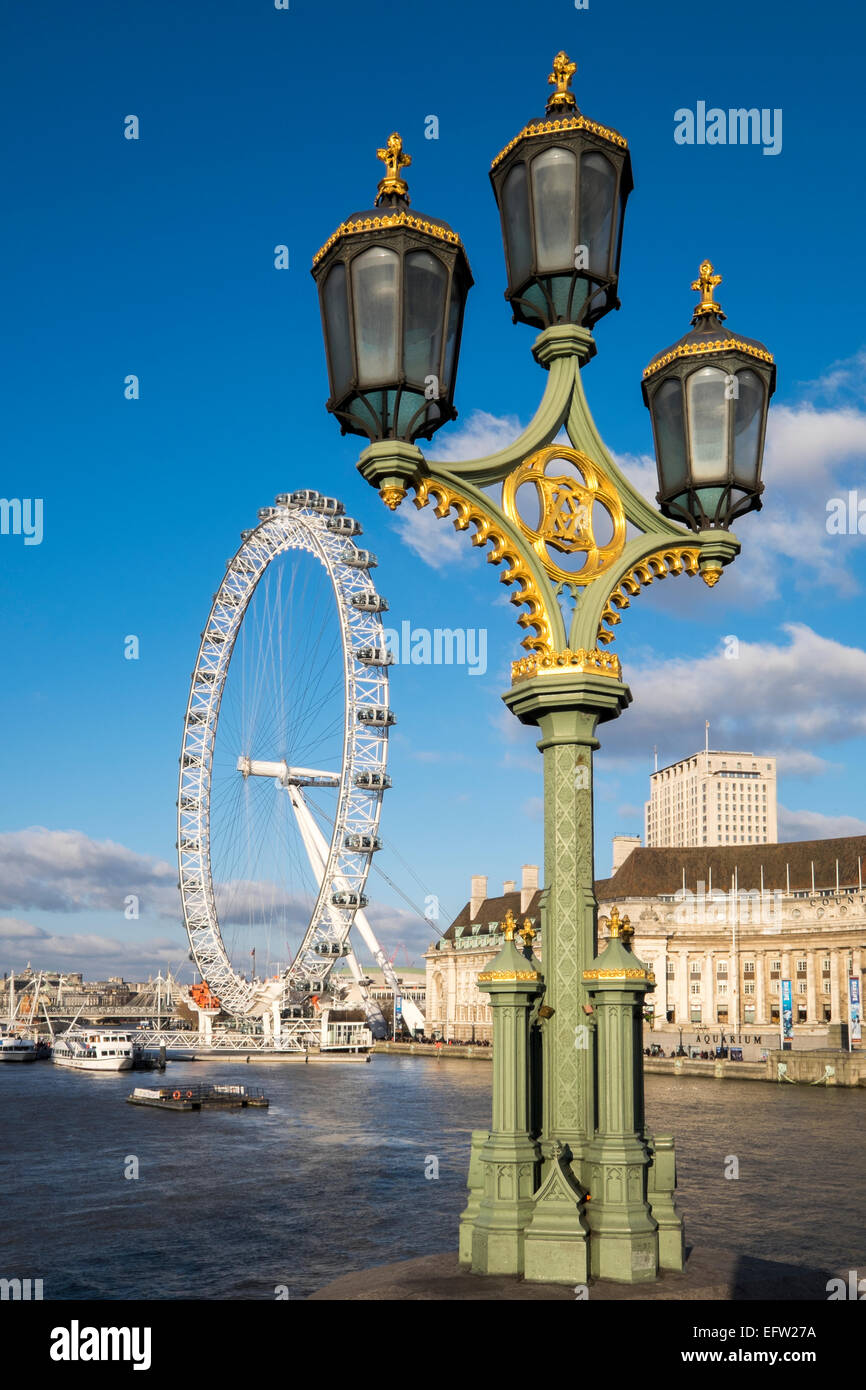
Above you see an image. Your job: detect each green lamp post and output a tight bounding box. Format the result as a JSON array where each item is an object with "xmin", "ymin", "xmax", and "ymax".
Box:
[{"xmin": 312, "ymin": 51, "xmax": 775, "ymax": 1285}]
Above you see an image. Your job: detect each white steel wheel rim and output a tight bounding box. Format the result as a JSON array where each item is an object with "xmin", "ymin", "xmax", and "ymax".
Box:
[{"xmin": 177, "ymin": 500, "xmax": 390, "ymax": 1018}]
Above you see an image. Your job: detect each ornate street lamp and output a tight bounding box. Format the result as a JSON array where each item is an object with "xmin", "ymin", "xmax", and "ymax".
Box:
[
  {"xmin": 489, "ymin": 51, "xmax": 633, "ymax": 330},
  {"xmin": 311, "ymin": 133, "xmax": 473, "ymax": 445},
  {"xmin": 312, "ymin": 51, "xmax": 774, "ymax": 1288},
  {"xmin": 642, "ymin": 260, "xmax": 776, "ymax": 531}
]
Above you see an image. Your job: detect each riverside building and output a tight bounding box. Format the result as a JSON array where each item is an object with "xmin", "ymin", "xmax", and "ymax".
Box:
[
  {"xmin": 426, "ymin": 839, "xmax": 865, "ymax": 1056},
  {"xmin": 425, "ymin": 866, "xmax": 541, "ymax": 1043}
]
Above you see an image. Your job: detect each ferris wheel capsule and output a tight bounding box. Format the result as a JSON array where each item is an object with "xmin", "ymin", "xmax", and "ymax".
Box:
[
  {"xmin": 343, "ymin": 548, "xmax": 378, "ymax": 569},
  {"xmin": 310, "ymin": 496, "xmax": 345, "ymax": 516}
]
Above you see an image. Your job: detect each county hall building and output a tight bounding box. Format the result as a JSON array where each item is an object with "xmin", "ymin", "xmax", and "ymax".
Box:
[{"xmin": 425, "ymin": 838, "xmax": 865, "ymax": 1058}]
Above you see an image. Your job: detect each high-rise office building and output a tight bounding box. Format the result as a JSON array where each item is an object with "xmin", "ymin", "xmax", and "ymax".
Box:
[{"xmin": 645, "ymin": 748, "xmax": 778, "ymax": 847}]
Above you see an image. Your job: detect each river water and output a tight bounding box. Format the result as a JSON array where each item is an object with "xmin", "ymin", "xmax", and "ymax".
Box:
[{"xmin": 1, "ymin": 1056, "xmax": 863, "ymax": 1299}]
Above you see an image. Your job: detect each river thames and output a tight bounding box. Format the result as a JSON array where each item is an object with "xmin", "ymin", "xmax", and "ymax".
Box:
[{"xmin": 1, "ymin": 1056, "xmax": 863, "ymax": 1300}]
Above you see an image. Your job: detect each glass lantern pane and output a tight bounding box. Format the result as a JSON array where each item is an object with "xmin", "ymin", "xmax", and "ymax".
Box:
[
  {"xmin": 579, "ymin": 152, "xmax": 615, "ymax": 275},
  {"xmin": 351, "ymin": 247, "xmax": 400, "ymax": 387},
  {"xmin": 653, "ymin": 379, "xmax": 688, "ymax": 494},
  {"xmin": 503, "ymin": 163, "xmax": 532, "ymax": 285},
  {"xmin": 323, "ymin": 262, "xmax": 351, "ymax": 397},
  {"xmin": 733, "ymin": 369, "xmax": 765, "ymax": 483},
  {"xmin": 403, "ymin": 250, "xmax": 447, "ymax": 385},
  {"xmin": 443, "ymin": 283, "xmax": 463, "ymax": 394},
  {"xmin": 531, "ymin": 147, "xmax": 577, "ymax": 274},
  {"xmin": 687, "ymin": 367, "xmax": 729, "ymax": 482}
]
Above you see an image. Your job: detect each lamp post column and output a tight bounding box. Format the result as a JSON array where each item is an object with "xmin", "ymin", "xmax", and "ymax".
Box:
[{"xmin": 503, "ymin": 673, "xmax": 630, "ymax": 1183}]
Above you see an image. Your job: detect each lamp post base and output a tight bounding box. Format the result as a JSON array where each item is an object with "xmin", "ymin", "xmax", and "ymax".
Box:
[
  {"xmin": 522, "ymin": 1142, "xmax": 590, "ymax": 1284},
  {"xmin": 470, "ymin": 1136, "xmax": 540, "ymax": 1277}
]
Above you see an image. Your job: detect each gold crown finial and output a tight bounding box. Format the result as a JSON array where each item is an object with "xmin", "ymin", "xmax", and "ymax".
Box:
[
  {"xmin": 519, "ymin": 917, "xmax": 536, "ymax": 949},
  {"xmin": 691, "ymin": 259, "xmax": 725, "ymax": 320},
  {"xmin": 547, "ymin": 51, "xmax": 577, "ymax": 112},
  {"xmin": 603, "ymin": 905, "xmax": 632, "ymax": 942},
  {"xmin": 502, "ymin": 908, "xmax": 518, "ymax": 941},
  {"xmin": 375, "ymin": 132, "xmax": 411, "ymax": 206}
]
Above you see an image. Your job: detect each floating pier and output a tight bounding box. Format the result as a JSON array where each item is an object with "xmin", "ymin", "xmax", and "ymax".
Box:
[{"xmin": 127, "ymin": 1083, "xmax": 269, "ymax": 1110}]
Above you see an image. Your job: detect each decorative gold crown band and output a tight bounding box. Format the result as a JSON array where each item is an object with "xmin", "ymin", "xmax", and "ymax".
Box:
[
  {"xmin": 478, "ymin": 969, "xmax": 541, "ymax": 983},
  {"xmin": 511, "ymin": 647, "xmax": 622, "ymax": 683},
  {"xmin": 583, "ymin": 969, "xmax": 656, "ymax": 982},
  {"xmin": 313, "ymin": 213, "xmax": 463, "ymax": 267},
  {"xmin": 643, "ymin": 338, "xmax": 775, "ymax": 380},
  {"xmin": 491, "ymin": 115, "xmax": 628, "ymax": 172}
]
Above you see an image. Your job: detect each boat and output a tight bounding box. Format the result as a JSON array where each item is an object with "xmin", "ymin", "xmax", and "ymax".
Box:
[
  {"xmin": 0, "ymin": 1032, "xmax": 38, "ymax": 1063},
  {"xmin": 126, "ymin": 1083, "xmax": 269, "ymax": 1110},
  {"xmin": 2, "ymin": 971, "xmax": 40, "ymax": 1061},
  {"xmin": 52, "ymin": 1027, "xmax": 135, "ymax": 1072}
]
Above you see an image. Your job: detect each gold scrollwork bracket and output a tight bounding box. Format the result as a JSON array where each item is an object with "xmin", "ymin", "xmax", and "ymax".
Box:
[
  {"xmin": 595, "ymin": 546, "xmax": 702, "ymax": 647},
  {"xmin": 412, "ymin": 477, "xmax": 558, "ymax": 657}
]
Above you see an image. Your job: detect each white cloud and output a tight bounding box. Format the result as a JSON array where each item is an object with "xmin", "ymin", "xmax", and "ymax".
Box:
[
  {"xmin": 393, "ymin": 410, "xmax": 524, "ymax": 571},
  {"xmin": 800, "ymin": 348, "xmax": 866, "ymax": 406},
  {"xmin": 611, "ymin": 451, "xmax": 659, "ymax": 508},
  {"xmin": 773, "ymin": 749, "xmax": 836, "ymax": 778},
  {"xmin": 777, "ymin": 807, "xmax": 866, "ymax": 841},
  {"xmin": 213, "ymin": 880, "xmax": 312, "ymax": 929},
  {"xmin": 0, "ymin": 915, "xmax": 181, "ymax": 978},
  {"xmin": 764, "ymin": 402, "xmax": 866, "ymax": 486},
  {"xmin": 604, "ymin": 623, "xmax": 866, "ymax": 762},
  {"xmin": 0, "ymin": 828, "xmax": 177, "ymax": 917},
  {"xmin": 431, "ymin": 409, "xmax": 523, "ymax": 463},
  {"xmin": 392, "ymin": 501, "xmax": 471, "ymax": 571}
]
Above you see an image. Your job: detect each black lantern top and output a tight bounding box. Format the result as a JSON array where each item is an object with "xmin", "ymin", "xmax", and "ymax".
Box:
[
  {"xmin": 642, "ymin": 261, "xmax": 776, "ymax": 531},
  {"xmin": 489, "ymin": 52, "xmax": 633, "ymax": 331},
  {"xmin": 311, "ymin": 134, "xmax": 473, "ymax": 444}
]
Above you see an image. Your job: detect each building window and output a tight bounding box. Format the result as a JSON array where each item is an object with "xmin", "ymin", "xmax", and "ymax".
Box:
[
  {"xmin": 796, "ymin": 959, "xmax": 807, "ymax": 975},
  {"xmin": 690, "ymin": 962, "xmax": 701, "ymax": 976},
  {"xmin": 770, "ymin": 980, "xmax": 779, "ymax": 993},
  {"xmin": 690, "ymin": 983, "xmax": 701, "ymax": 996},
  {"xmin": 743, "ymin": 960, "xmax": 755, "ymax": 975},
  {"xmin": 717, "ymin": 982, "xmax": 728, "ymax": 996},
  {"xmin": 797, "ymin": 1005, "xmax": 807, "ymax": 1023},
  {"xmin": 666, "ymin": 962, "xmax": 675, "ymax": 978},
  {"xmin": 744, "ymin": 982, "xmax": 755, "ymax": 996}
]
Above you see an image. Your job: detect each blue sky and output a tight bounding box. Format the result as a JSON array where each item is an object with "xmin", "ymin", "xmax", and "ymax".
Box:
[{"xmin": 3, "ymin": 0, "xmax": 866, "ymax": 979}]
